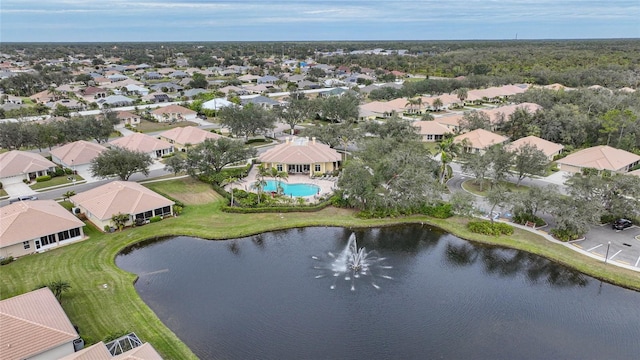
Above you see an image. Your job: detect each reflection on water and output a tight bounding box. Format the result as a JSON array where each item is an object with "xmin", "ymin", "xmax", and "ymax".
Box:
[{"xmin": 117, "ymin": 225, "xmax": 640, "ymax": 360}]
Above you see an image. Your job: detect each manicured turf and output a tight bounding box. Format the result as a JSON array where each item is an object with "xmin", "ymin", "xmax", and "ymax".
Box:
[
  {"xmin": 30, "ymin": 174, "xmax": 85, "ymax": 190},
  {"xmin": 2, "ymin": 180, "xmax": 640, "ymax": 359}
]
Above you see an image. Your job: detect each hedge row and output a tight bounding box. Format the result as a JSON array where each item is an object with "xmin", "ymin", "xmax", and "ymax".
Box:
[
  {"xmin": 221, "ymin": 200, "xmax": 332, "ymax": 214},
  {"xmin": 467, "ymin": 220, "xmax": 514, "ymax": 236}
]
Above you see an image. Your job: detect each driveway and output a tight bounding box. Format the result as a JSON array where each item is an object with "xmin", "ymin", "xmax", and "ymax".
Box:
[{"xmin": 4, "ymin": 182, "xmax": 37, "ymax": 198}]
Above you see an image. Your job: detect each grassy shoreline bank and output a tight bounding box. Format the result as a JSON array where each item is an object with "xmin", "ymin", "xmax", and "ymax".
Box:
[{"xmin": 2, "ymin": 199, "xmax": 639, "ymax": 359}]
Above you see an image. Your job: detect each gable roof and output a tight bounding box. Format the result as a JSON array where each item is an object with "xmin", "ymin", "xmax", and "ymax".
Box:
[
  {"xmin": 159, "ymin": 126, "xmax": 221, "ymax": 145},
  {"xmin": 259, "ymin": 137, "xmax": 341, "ymax": 164},
  {"xmin": 50, "ymin": 140, "xmax": 107, "ymax": 166},
  {"xmin": 556, "ymin": 145, "xmax": 640, "ymax": 172},
  {"xmin": 506, "ymin": 136, "xmax": 564, "ymax": 158},
  {"xmin": 454, "ymin": 129, "xmax": 508, "ymax": 150},
  {"xmin": 109, "ymin": 133, "xmax": 173, "ymax": 154},
  {"xmin": 0, "ymin": 288, "xmax": 78, "ymax": 360},
  {"xmin": 0, "ymin": 200, "xmax": 85, "ymax": 248},
  {"xmin": 71, "ymin": 181, "xmax": 174, "ymax": 221},
  {"xmin": 0, "ymin": 150, "xmax": 56, "ymax": 178},
  {"xmin": 117, "ymin": 111, "xmax": 140, "ymax": 119}
]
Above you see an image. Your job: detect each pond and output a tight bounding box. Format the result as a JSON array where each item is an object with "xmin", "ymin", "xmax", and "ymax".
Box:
[{"xmin": 116, "ymin": 225, "xmax": 640, "ymax": 360}]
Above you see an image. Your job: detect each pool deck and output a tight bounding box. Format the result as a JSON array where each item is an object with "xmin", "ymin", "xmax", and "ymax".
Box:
[{"xmin": 225, "ymin": 166, "xmax": 338, "ymax": 202}]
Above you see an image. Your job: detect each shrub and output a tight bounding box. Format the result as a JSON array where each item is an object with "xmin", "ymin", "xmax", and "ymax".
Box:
[
  {"xmin": 162, "ymin": 153, "xmax": 175, "ymax": 158},
  {"xmin": 53, "ymin": 167, "xmax": 65, "ymax": 177},
  {"xmin": 64, "ymin": 168, "xmax": 73, "ymax": 175},
  {"xmin": 23, "ymin": 179, "xmax": 30, "ymax": 184},
  {"xmin": 0, "ymin": 181, "xmax": 3, "ymax": 190},
  {"xmin": 36, "ymin": 175, "xmax": 52, "ymax": 182},
  {"xmin": 149, "ymin": 216, "xmax": 162, "ymax": 223},
  {"xmin": 0, "ymin": 256, "xmax": 15, "ymax": 266},
  {"xmin": 550, "ymin": 228, "xmax": 584, "ymax": 242},
  {"xmin": 421, "ymin": 203, "xmax": 453, "ymax": 219},
  {"xmin": 467, "ymin": 220, "xmax": 514, "ymax": 236},
  {"xmin": 513, "ymin": 212, "xmax": 546, "ymax": 227},
  {"xmin": 245, "ymin": 138, "xmax": 266, "ymax": 145},
  {"xmin": 173, "ymin": 205, "xmax": 183, "ymax": 215}
]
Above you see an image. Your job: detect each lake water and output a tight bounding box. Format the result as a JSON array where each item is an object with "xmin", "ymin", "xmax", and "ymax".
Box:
[{"xmin": 116, "ymin": 225, "xmax": 640, "ymax": 360}]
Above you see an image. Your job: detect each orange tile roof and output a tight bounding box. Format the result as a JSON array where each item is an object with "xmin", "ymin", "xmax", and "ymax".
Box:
[
  {"xmin": 413, "ymin": 121, "xmax": 452, "ymax": 136},
  {"xmin": 59, "ymin": 343, "xmax": 112, "ymax": 360},
  {"xmin": 259, "ymin": 137, "xmax": 341, "ymax": 164},
  {"xmin": 0, "ymin": 288, "xmax": 78, "ymax": 360},
  {"xmin": 556, "ymin": 145, "xmax": 640, "ymax": 172},
  {"xmin": 506, "ymin": 136, "xmax": 564, "ymax": 158},
  {"xmin": 71, "ymin": 181, "xmax": 174, "ymax": 221},
  {"xmin": 454, "ymin": 129, "xmax": 508, "ymax": 150},
  {"xmin": 0, "ymin": 200, "xmax": 85, "ymax": 248},
  {"xmin": 50, "ymin": 140, "xmax": 107, "ymax": 166},
  {"xmin": 159, "ymin": 126, "xmax": 221, "ymax": 146},
  {"xmin": 112, "ymin": 343, "xmax": 163, "ymax": 360},
  {"xmin": 150, "ymin": 104, "xmax": 196, "ymax": 116},
  {"xmin": 0, "ymin": 150, "xmax": 56, "ymax": 178},
  {"xmin": 109, "ymin": 133, "xmax": 173, "ymax": 154}
]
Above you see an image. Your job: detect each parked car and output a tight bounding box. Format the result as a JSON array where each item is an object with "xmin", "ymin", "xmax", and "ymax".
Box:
[
  {"xmin": 612, "ymin": 219, "xmax": 633, "ymax": 230},
  {"xmin": 8, "ymin": 195, "xmax": 38, "ymax": 204}
]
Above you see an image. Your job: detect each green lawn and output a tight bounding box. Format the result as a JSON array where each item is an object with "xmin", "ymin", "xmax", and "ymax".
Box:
[
  {"xmin": 462, "ymin": 179, "xmax": 529, "ymax": 196},
  {"xmin": 135, "ymin": 119, "xmax": 199, "ymax": 133},
  {"xmin": 30, "ymin": 175, "xmax": 85, "ymax": 190},
  {"xmin": 2, "ymin": 180, "xmax": 640, "ymax": 359},
  {"xmin": 0, "ymin": 188, "xmax": 8, "ymax": 198}
]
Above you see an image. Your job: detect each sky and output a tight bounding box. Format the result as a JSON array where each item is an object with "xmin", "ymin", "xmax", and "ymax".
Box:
[{"xmin": 1, "ymin": 0, "xmax": 639, "ymax": 42}]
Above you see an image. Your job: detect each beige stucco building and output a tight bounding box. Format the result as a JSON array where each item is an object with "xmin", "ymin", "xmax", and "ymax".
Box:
[{"xmin": 259, "ymin": 137, "xmax": 341, "ymax": 176}]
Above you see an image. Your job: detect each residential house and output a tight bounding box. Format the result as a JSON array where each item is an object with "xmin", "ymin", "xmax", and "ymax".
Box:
[
  {"xmin": 183, "ymin": 88, "xmax": 208, "ymax": 99},
  {"xmin": 150, "ymin": 104, "xmax": 197, "ymax": 122},
  {"xmin": 3, "ymin": 94, "xmax": 23, "ymax": 104},
  {"xmin": 414, "ymin": 121, "xmax": 453, "ymax": 142},
  {"xmin": 506, "ymin": 136, "xmax": 564, "ymax": 161},
  {"xmin": 144, "ymin": 71, "xmax": 163, "ymax": 80},
  {"xmin": 116, "ymin": 110, "xmax": 141, "ymax": 126},
  {"xmin": 109, "ymin": 133, "xmax": 174, "ymax": 158},
  {"xmin": 124, "ymin": 84, "xmax": 150, "ymax": 96},
  {"xmin": 358, "ymin": 98, "xmax": 407, "ymax": 119},
  {"xmin": 97, "ymin": 95, "xmax": 134, "ymax": 108},
  {"xmin": 158, "ymin": 126, "xmax": 221, "ymax": 151},
  {"xmin": 29, "ymin": 90, "xmax": 59, "ymax": 104},
  {"xmin": 241, "ymin": 95, "xmax": 281, "ymax": 109},
  {"xmin": 48, "ymin": 98, "xmax": 84, "ymax": 111},
  {"xmin": 0, "ymin": 200, "xmax": 85, "ymax": 258},
  {"xmin": 80, "ymin": 86, "xmax": 107, "ymax": 100},
  {"xmin": 169, "ymin": 70, "xmax": 189, "ymax": 78},
  {"xmin": 50, "ymin": 140, "xmax": 107, "ymax": 171},
  {"xmin": 259, "ymin": 137, "xmax": 341, "ymax": 176},
  {"xmin": 59, "ymin": 341, "xmax": 163, "ymax": 360},
  {"xmin": 150, "ymin": 82, "xmax": 183, "ymax": 92},
  {"xmin": 238, "ymin": 74, "xmax": 260, "ymax": 83},
  {"xmin": 555, "ymin": 145, "xmax": 640, "ymax": 174},
  {"xmin": 202, "ymin": 97, "xmax": 234, "ymax": 111},
  {"xmin": 71, "ymin": 181, "xmax": 174, "ymax": 230},
  {"xmin": 0, "ymin": 150, "xmax": 56, "ymax": 185},
  {"xmin": 258, "ymin": 75, "xmax": 279, "ymax": 84},
  {"xmin": 143, "ymin": 92, "xmax": 172, "ymax": 103},
  {"xmin": 0, "ymin": 288, "xmax": 81, "ymax": 359},
  {"xmin": 454, "ymin": 129, "xmax": 508, "ymax": 154}
]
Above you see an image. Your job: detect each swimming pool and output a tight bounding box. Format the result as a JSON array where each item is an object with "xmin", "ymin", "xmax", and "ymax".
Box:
[{"xmin": 259, "ymin": 180, "xmax": 320, "ymax": 197}]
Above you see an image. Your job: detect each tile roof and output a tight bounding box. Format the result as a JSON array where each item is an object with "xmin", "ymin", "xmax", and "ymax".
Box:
[
  {"xmin": 50, "ymin": 140, "xmax": 107, "ymax": 166},
  {"xmin": 259, "ymin": 137, "xmax": 341, "ymax": 164},
  {"xmin": 506, "ymin": 136, "xmax": 564, "ymax": 158},
  {"xmin": 159, "ymin": 126, "xmax": 220, "ymax": 146},
  {"xmin": 0, "ymin": 150, "xmax": 56, "ymax": 178},
  {"xmin": 150, "ymin": 104, "xmax": 196, "ymax": 116},
  {"xmin": 112, "ymin": 343, "xmax": 163, "ymax": 360},
  {"xmin": 454, "ymin": 129, "xmax": 508, "ymax": 150},
  {"xmin": 556, "ymin": 145, "xmax": 640, "ymax": 172},
  {"xmin": 413, "ymin": 121, "xmax": 453, "ymax": 136},
  {"xmin": 71, "ymin": 181, "xmax": 174, "ymax": 221},
  {"xmin": 59, "ymin": 343, "xmax": 112, "ymax": 360},
  {"xmin": 0, "ymin": 288, "xmax": 79, "ymax": 360},
  {"xmin": 109, "ymin": 133, "xmax": 173, "ymax": 154},
  {"xmin": 0, "ymin": 200, "xmax": 85, "ymax": 248}
]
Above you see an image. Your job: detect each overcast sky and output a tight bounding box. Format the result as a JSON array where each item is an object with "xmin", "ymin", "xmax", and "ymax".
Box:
[{"xmin": 2, "ymin": 0, "xmax": 639, "ymax": 42}]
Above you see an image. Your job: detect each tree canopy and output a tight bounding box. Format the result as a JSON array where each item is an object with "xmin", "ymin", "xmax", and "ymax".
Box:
[{"xmin": 90, "ymin": 147, "xmax": 153, "ymax": 181}]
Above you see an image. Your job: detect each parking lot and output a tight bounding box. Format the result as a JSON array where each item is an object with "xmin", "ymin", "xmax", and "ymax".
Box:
[{"xmin": 571, "ymin": 224, "xmax": 640, "ymax": 268}]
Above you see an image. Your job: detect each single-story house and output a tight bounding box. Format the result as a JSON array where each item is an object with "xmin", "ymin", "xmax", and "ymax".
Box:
[
  {"xmin": 71, "ymin": 181, "xmax": 174, "ymax": 231},
  {"xmin": 79, "ymin": 86, "xmax": 107, "ymax": 100},
  {"xmin": 454, "ymin": 129, "xmax": 508, "ymax": 154},
  {"xmin": 555, "ymin": 145, "xmax": 640, "ymax": 174},
  {"xmin": 50, "ymin": 140, "xmax": 107, "ymax": 172},
  {"xmin": 259, "ymin": 137, "xmax": 341, "ymax": 176},
  {"xmin": 125, "ymin": 84, "xmax": 150, "ymax": 96},
  {"xmin": 97, "ymin": 95, "xmax": 134, "ymax": 108},
  {"xmin": 0, "ymin": 200, "xmax": 85, "ymax": 258},
  {"xmin": 150, "ymin": 104, "xmax": 197, "ymax": 122},
  {"xmin": 202, "ymin": 97, "xmax": 234, "ymax": 111},
  {"xmin": 413, "ymin": 121, "xmax": 453, "ymax": 142},
  {"xmin": 183, "ymin": 88, "xmax": 208, "ymax": 99},
  {"xmin": 0, "ymin": 150, "xmax": 57, "ymax": 185},
  {"xmin": 506, "ymin": 136, "xmax": 564, "ymax": 161},
  {"xmin": 158, "ymin": 126, "xmax": 221, "ymax": 151},
  {"xmin": 116, "ymin": 110, "xmax": 142, "ymax": 126},
  {"xmin": 0, "ymin": 288, "xmax": 81, "ymax": 359},
  {"xmin": 60, "ymin": 341, "xmax": 163, "ymax": 360},
  {"xmin": 240, "ymin": 95, "xmax": 281, "ymax": 109},
  {"xmin": 109, "ymin": 133, "xmax": 174, "ymax": 159}
]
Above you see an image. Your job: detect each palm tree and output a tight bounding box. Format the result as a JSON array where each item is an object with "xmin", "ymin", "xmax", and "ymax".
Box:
[
  {"xmin": 405, "ymin": 97, "xmax": 422, "ymax": 114},
  {"xmin": 111, "ymin": 213, "xmax": 129, "ymax": 231},
  {"xmin": 224, "ymin": 176, "xmax": 239, "ymax": 207},
  {"xmin": 456, "ymin": 88, "xmax": 469, "ymax": 104},
  {"xmin": 435, "ymin": 136, "xmax": 461, "ymax": 184},
  {"xmin": 62, "ymin": 190, "xmax": 75, "ymax": 201},
  {"xmin": 48, "ymin": 280, "xmax": 71, "ymax": 303},
  {"xmin": 254, "ymin": 165, "xmax": 269, "ymax": 204},
  {"xmin": 432, "ymin": 98, "xmax": 444, "ymax": 112}
]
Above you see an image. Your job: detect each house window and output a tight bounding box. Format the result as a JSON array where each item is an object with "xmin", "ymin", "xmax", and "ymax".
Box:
[
  {"xmin": 40, "ymin": 234, "xmax": 56, "ymax": 246},
  {"xmin": 277, "ymin": 164, "xmax": 283, "ymax": 171},
  {"xmin": 426, "ymin": 135, "xmax": 434, "ymax": 140},
  {"xmin": 136, "ymin": 210, "xmax": 154, "ymax": 220},
  {"xmin": 154, "ymin": 206, "xmax": 171, "ymax": 217},
  {"xmin": 58, "ymin": 230, "xmax": 71, "ymax": 241},
  {"xmin": 23, "ymin": 241, "xmax": 30, "ymax": 250},
  {"xmin": 315, "ymin": 164, "xmax": 321, "ymax": 172}
]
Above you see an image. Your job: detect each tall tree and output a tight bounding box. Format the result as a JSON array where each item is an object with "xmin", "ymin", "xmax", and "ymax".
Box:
[
  {"xmin": 90, "ymin": 147, "xmax": 153, "ymax": 181},
  {"xmin": 459, "ymin": 111, "xmax": 492, "ymax": 131},
  {"xmin": 319, "ymin": 93, "xmax": 359, "ymax": 123},
  {"xmin": 512, "ymin": 143, "xmax": 548, "ymax": 185},
  {"xmin": 434, "ymin": 136, "xmax": 461, "ymax": 184},
  {"xmin": 275, "ymin": 92, "xmax": 314, "ymax": 135},
  {"xmin": 186, "ymin": 138, "xmax": 256, "ymax": 184},
  {"xmin": 218, "ymin": 104, "xmax": 276, "ymax": 138}
]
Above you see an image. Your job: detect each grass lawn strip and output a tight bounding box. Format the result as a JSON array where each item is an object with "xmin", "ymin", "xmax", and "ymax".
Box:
[
  {"xmin": 30, "ymin": 175, "xmax": 85, "ymax": 190},
  {"xmin": 2, "ymin": 182, "xmax": 640, "ymax": 359}
]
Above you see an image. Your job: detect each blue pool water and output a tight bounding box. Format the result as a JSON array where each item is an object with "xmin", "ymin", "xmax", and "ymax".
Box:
[{"xmin": 260, "ymin": 180, "xmax": 320, "ymax": 197}]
